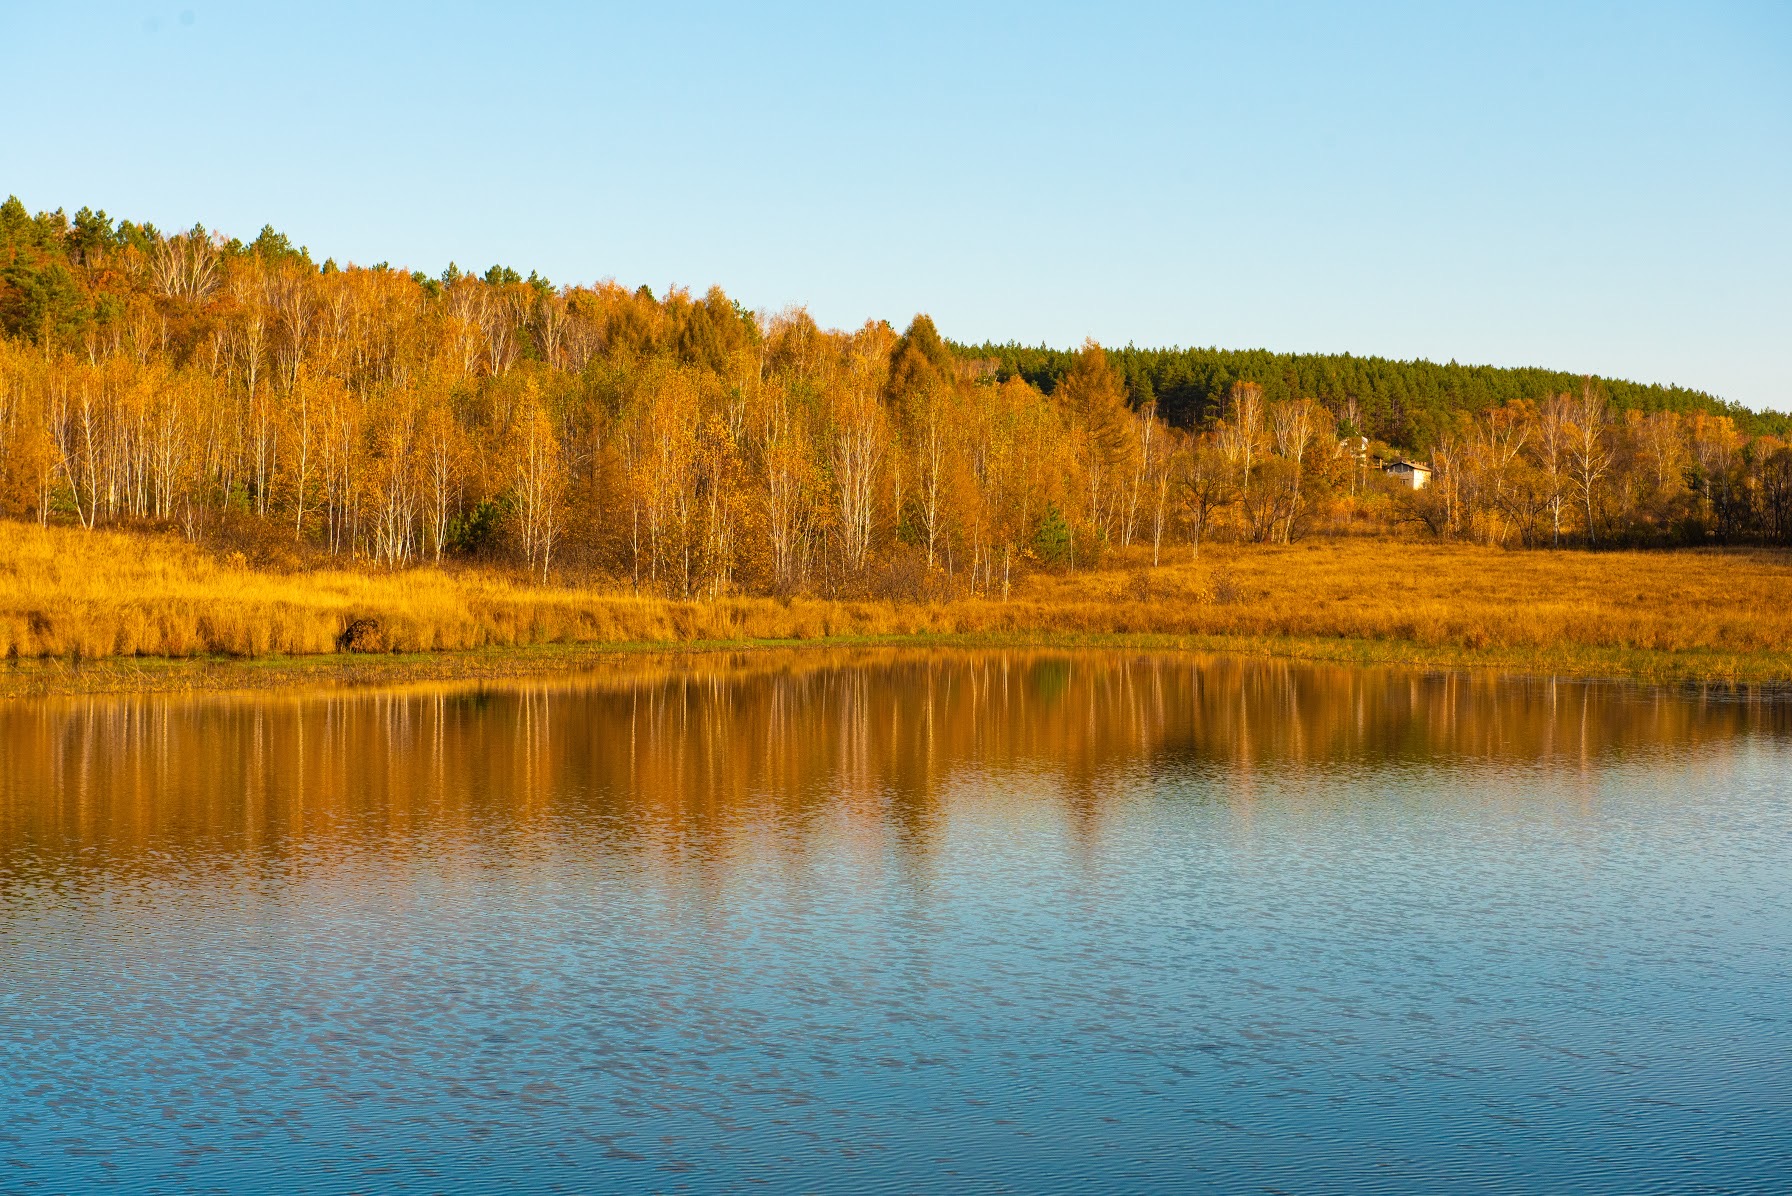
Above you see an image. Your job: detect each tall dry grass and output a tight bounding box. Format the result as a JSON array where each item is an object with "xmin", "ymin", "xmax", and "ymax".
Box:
[{"xmin": 1, "ymin": 522, "xmax": 1788, "ymax": 666}]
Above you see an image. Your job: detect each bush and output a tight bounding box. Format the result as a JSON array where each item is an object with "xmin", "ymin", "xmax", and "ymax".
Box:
[{"xmin": 336, "ymin": 617, "xmax": 388, "ymax": 653}]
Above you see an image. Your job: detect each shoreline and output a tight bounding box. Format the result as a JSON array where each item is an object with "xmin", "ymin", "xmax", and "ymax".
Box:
[{"xmin": 5, "ymin": 630, "xmax": 1790, "ymax": 700}]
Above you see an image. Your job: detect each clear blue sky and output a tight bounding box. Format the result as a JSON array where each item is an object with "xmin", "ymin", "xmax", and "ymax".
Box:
[{"xmin": 2, "ymin": 2, "xmax": 1787, "ymax": 408}]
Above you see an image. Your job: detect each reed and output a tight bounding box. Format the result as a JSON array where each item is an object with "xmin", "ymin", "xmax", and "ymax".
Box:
[{"xmin": 3, "ymin": 522, "xmax": 1789, "ymax": 686}]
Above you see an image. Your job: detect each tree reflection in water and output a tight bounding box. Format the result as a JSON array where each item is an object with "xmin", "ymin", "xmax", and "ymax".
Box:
[{"xmin": 3, "ymin": 649, "xmax": 1785, "ymax": 882}]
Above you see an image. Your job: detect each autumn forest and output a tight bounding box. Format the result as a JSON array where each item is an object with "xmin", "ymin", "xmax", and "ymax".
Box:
[{"xmin": 2, "ymin": 197, "xmax": 1790, "ymax": 604}]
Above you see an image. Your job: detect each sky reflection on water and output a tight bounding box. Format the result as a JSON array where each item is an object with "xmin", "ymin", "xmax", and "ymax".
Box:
[{"xmin": 2, "ymin": 651, "xmax": 1789, "ymax": 1193}]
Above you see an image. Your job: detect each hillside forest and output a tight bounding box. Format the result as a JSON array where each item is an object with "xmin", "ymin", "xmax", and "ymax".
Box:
[{"xmin": 2, "ymin": 198, "xmax": 1790, "ymax": 599}]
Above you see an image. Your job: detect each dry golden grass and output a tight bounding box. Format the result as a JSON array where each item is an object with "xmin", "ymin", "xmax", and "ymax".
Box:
[
  {"xmin": 1025, "ymin": 540, "xmax": 1792, "ymax": 656},
  {"xmin": 2, "ymin": 522, "xmax": 1789, "ymax": 686}
]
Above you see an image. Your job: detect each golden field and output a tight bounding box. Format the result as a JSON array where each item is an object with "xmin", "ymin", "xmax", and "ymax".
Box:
[{"xmin": 2, "ymin": 521, "xmax": 1790, "ymax": 692}]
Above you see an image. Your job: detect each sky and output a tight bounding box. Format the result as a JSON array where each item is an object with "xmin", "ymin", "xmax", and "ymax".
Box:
[{"xmin": 2, "ymin": 1, "xmax": 1788, "ymax": 409}]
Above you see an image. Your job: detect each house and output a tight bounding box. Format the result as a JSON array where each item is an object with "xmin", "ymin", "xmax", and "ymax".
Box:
[{"xmin": 1382, "ymin": 459, "xmax": 1432, "ymax": 490}]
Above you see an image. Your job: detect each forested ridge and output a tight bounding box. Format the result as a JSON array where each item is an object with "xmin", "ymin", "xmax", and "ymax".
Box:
[
  {"xmin": 957, "ymin": 343, "xmax": 1785, "ymax": 447},
  {"xmin": 2, "ymin": 196, "xmax": 1789, "ymax": 600}
]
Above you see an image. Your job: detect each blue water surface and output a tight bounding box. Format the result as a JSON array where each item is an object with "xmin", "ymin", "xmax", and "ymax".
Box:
[{"xmin": 1, "ymin": 654, "xmax": 1788, "ymax": 1193}]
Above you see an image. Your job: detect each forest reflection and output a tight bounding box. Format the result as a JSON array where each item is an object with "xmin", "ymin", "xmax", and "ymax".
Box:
[{"xmin": 2, "ymin": 650, "xmax": 1787, "ymax": 878}]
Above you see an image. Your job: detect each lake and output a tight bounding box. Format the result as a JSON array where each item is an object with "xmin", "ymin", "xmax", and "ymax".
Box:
[{"xmin": 2, "ymin": 650, "xmax": 1789, "ymax": 1193}]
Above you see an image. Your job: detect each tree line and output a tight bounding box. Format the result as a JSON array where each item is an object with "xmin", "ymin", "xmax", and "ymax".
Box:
[
  {"xmin": 1, "ymin": 198, "xmax": 1788, "ymax": 597},
  {"xmin": 963, "ymin": 343, "xmax": 1787, "ymax": 450}
]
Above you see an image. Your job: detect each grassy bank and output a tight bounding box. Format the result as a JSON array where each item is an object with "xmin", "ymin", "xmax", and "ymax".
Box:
[
  {"xmin": 5, "ymin": 632, "xmax": 1792, "ymax": 700},
  {"xmin": 3, "ymin": 522, "xmax": 1790, "ymax": 695}
]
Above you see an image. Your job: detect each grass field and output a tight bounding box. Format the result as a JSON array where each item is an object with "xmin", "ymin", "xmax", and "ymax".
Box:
[{"xmin": 2, "ymin": 522, "xmax": 1789, "ymax": 693}]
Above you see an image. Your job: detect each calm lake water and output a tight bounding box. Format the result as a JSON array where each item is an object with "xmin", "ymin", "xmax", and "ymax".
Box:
[{"xmin": 2, "ymin": 651, "xmax": 1789, "ymax": 1193}]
